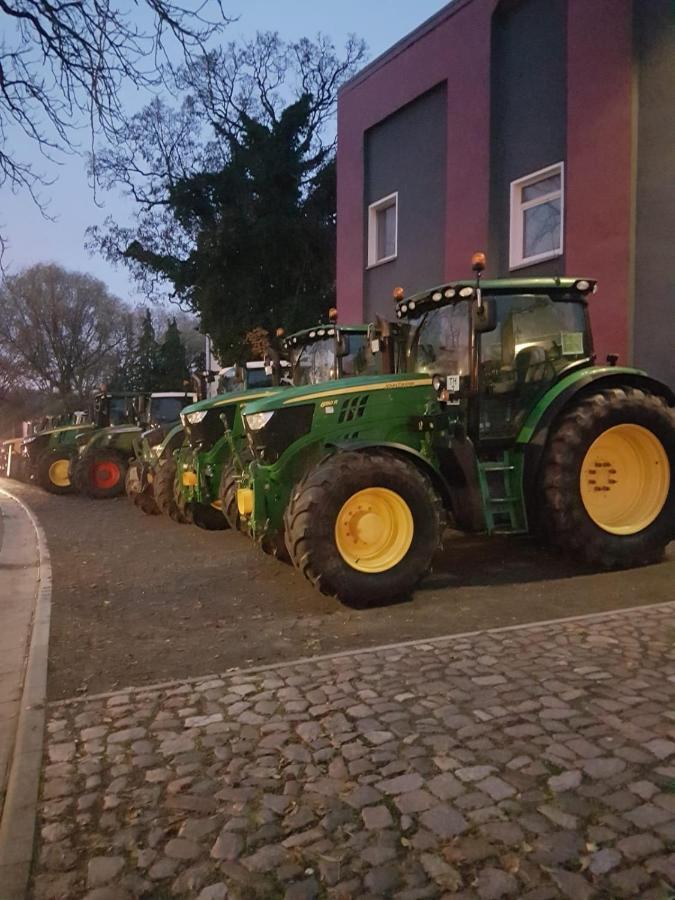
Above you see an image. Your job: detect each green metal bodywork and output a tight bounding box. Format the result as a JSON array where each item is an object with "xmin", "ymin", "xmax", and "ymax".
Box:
[
  {"xmin": 176, "ymin": 388, "xmax": 281, "ymax": 509},
  {"xmin": 240, "ymin": 277, "xmax": 654, "ymax": 542},
  {"xmin": 173, "ymin": 323, "xmax": 377, "ymax": 513}
]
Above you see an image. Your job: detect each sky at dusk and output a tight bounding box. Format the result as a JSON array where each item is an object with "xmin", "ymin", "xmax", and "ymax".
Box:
[{"xmin": 0, "ymin": 0, "xmax": 446, "ymax": 306}]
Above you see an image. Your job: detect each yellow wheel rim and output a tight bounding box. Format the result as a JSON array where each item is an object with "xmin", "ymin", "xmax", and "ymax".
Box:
[
  {"xmin": 335, "ymin": 487, "xmax": 414, "ymax": 573},
  {"xmin": 48, "ymin": 459, "xmax": 71, "ymax": 487},
  {"xmin": 580, "ymin": 424, "xmax": 670, "ymax": 535}
]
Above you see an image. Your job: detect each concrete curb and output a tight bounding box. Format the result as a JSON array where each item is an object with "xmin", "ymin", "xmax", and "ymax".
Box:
[
  {"xmin": 0, "ymin": 488, "xmax": 52, "ymax": 900},
  {"xmin": 50, "ymin": 597, "xmax": 675, "ymax": 708}
]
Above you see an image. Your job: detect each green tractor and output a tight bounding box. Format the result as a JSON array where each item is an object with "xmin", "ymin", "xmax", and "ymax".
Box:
[
  {"xmin": 71, "ymin": 391, "xmax": 195, "ymax": 499},
  {"xmin": 132, "ymin": 360, "xmax": 284, "ymax": 528},
  {"xmin": 238, "ymin": 260, "xmax": 674, "ymax": 603},
  {"xmin": 18, "ymin": 410, "xmax": 93, "ymax": 494},
  {"xmin": 153, "ymin": 321, "xmax": 388, "ymax": 532}
]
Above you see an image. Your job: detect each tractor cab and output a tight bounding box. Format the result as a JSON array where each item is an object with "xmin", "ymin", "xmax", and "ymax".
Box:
[
  {"xmin": 92, "ymin": 392, "xmax": 146, "ymax": 429},
  {"xmin": 283, "ymin": 321, "xmax": 385, "ymax": 386},
  {"xmin": 144, "ymin": 392, "xmax": 197, "ymax": 428},
  {"xmin": 395, "ymin": 269, "xmax": 595, "ymax": 446}
]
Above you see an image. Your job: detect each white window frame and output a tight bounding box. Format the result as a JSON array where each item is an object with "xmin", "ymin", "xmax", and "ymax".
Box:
[
  {"xmin": 509, "ymin": 162, "xmax": 564, "ymax": 270},
  {"xmin": 367, "ymin": 192, "xmax": 398, "ymax": 268}
]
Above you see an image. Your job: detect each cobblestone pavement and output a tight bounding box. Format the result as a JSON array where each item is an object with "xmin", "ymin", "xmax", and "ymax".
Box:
[{"xmin": 32, "ymin": 603, "xmax": 675, "ymax": 900}]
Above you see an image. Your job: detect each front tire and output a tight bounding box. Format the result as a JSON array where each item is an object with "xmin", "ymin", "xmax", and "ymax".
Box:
[
  {"xmin": 153, "ymin": 457, "xmax": 181, "ymax": 517},
  {"xmin": 37, "ymin": 449, "xmax": 75, "ymax": 495},
  {"xmin": 284, "ymin": 450, "xmax": 443, "ymax": 604},
  {"xmin": 538, "ymin": 388, "xmax": 674, "ymax": 568},
  {"xmin": 192, "ymin": 502, "xmax": 228, "ymax": 531}
]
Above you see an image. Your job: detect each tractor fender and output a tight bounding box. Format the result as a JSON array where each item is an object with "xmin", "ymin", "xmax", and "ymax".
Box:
[
  {"xmin": 326, "ymin": 439, "xmax": 459, "ymax": 519},
  {"xmin": 518, "ymin": 368, "xmax": 675, "ymax": 520}
]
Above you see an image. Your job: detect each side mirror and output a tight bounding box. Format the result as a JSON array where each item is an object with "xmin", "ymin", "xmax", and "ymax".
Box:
[{"xmin": 473, "ymin": 298, "xmax": 497, "ymax": 333}]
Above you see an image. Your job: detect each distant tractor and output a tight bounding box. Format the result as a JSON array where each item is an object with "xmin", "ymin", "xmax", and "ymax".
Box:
[
  {"xmin": 238, "ymin": 257, "xmax": 674, "ymax": 603},
  {"xmin": 71, "ymin": 392, "xmax": 195, "ymax": 499},
  {"xmin": 18, "ymin": 410, "xmax": 96, "ymax": 494}
]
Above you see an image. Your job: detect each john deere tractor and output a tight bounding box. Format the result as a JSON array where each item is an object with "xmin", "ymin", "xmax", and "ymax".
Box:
[
  {"xmin": 135, "ymin": 360, "xmax": 283, "ymax": 528},
  {"xmin": 18, "ymin": 409, "xmax": 95, "ymax": 494},
  {"xmin": 238, "ymin": 258, "xmax": 674, "ymax": 603},
  {"xmin": 71, "ymin": 392, "xmax": 195, "ymax": 499},
  {"xmin": 160, "ymin": 321, "xmax": 388, "ymax": 532}
]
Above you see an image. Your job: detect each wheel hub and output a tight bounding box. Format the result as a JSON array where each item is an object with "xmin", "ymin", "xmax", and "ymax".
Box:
[
  {"xmin": 93, "ymin": 461, "xmax": 121, "ymax": 490},
  {"xmin": 580, "ymin": 424, "xmax": 669, "ymax": 535},
  {"xmin": 48, "ymin": 459, "xmax": 71, "ymax": 487},
  {"xmin": 335, "ymin": 487, "xmax": 414, "ymax": 573}
]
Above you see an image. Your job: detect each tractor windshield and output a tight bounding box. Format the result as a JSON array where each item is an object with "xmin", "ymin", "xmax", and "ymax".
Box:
[
  {"xmin": 407, "ymin": 303, "xmax": 472, "ymax": 378},
  {"xmin": 150, "ymin": 396, "xmax": 189, "ymax": 425},
  {"xmin": 290, "ymin": 332, "xmax": 378, "ymax": 385},
  {"xmin": 245, "ymin": 367, "xmax": 274, "ymax": 389},
  {"xmin": 291, "ymin": 340, "xmax": 336, "ymax": 385},
  {"xmin": 107, "ymin": 396, "xmax": 131, "ymax": 426}
]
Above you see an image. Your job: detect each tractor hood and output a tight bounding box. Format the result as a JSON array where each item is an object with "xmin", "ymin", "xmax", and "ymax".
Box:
[
  {"xmin": 181, "ymin": 386, "xmax": 282, "ymax": 417},
  {"xmin": 242, "ymin": 373, "xmax": 433, "ymax": 416}
]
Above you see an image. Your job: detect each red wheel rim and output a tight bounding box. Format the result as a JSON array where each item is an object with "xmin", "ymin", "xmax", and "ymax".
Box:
[{"xmin": 93, "ymin": 461, "xmax": 121, "ymax": 489}]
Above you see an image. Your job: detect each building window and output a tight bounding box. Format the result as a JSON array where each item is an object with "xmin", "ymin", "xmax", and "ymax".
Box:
[
  {"xmin": 367, "ymin": 192, "xmax": 398, "ymax": 267},
  {"xmin": 509, "ymin": 163, "xmax": 564, "ymax": 269}
]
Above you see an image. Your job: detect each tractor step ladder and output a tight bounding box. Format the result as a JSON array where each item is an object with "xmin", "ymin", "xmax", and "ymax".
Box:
[{"xmin": 477, "ymin": 451, "xmax": 528, "ymax": 535}]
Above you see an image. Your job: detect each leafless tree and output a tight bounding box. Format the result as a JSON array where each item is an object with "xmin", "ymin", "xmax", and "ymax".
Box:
[
  {"xmin": 0, "ymin": 0, "xmax": 231, "ymax": 245},
  {"xmin": 0, "ymin": 263, "xmax": 134, "ymax": 399}
]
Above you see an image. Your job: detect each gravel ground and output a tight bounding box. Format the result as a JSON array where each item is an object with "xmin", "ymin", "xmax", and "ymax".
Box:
[{"xmin": 4, "ymin": 480, "xmax": 674, "ymax": 702}]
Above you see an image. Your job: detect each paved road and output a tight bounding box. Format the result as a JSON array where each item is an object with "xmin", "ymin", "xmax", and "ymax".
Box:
[
  {"xmin": 4, "ymin": 481, "xmax": 674, "ymax": 701},
  {"xmin": 32, "ymin": 602, "xmax": 675, "ymax": 899}
]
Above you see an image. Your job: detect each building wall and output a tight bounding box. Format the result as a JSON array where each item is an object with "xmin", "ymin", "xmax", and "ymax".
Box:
[
  {"xmin": 633, "ymin": 0, "xmax": 675, "ymax": 386},
  {"xmin": 363, "ymin": 85, "xmax": 447, "ymax": 320},
  {"xmin": 337, "ymin": 0, "xmax": 495, "ymax": 324},
  {"xmin": 337, "ymin": 0, "xmax": 649, "ymax": 374},
  {"xmin": 488, "ymin": 0, "xmax": 567, "ymax": 276},
  {"xmin": 565, "ymin": 0, "xmax": 633, "ymax": 366}
]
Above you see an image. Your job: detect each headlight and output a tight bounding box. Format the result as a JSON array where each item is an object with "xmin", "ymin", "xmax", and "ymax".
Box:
[
  {"xmin": 186, "ymin": 410, "xmax": 208, "ymax": 424},
  {"xmin": 246, "ymin": 411, "xmax": 275, "ymax": 432}
]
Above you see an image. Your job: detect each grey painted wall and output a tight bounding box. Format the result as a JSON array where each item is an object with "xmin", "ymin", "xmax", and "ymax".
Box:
[
  {"xmin": 488, "ymin": 0, "xmax": 567, "ymax": 277},
  {"xmin": 363, "ymin": 84, "xmax": 447, "ymax": 321},
  {"xmin": 633, "ymin": 0, "xmax": 675, "ymax": 387}
]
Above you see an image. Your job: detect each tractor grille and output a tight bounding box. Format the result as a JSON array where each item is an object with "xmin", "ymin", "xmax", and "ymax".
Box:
[
  {"xmin": 185, "ymin": 406, "xmax": 234, "ymax": 449},
  {"xmin": 338, "ymin": 394, "xmax": 368, "ymax": 423},
  {"xmin": 248, "ymin": 404, "xmax": 315, "ymax": 464}
]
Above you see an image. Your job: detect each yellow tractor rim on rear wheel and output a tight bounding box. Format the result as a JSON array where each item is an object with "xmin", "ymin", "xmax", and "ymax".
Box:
[
  {"xmin": 335, "ymin": 487, "xmax": 414, "ymax": 573},
  {"xmin": 580, "ymin": 424, "xmax": 670, "ymax": 535},
  {"xmin": 48, "ymin": 459, "xmax": 71, "ymax": 487}
]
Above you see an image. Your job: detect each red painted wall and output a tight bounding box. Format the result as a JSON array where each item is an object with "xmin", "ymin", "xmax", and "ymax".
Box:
[
  {"xmin": 337, "ymin": 0, "xmax": 495, "ymax": 322},
  {"xmin": 566, "ymin": 0, "xmax": 633, "ymax": 364},
  {"xmin": 338, "ymin": 0, "xmax": 634, "ymax": 363}
]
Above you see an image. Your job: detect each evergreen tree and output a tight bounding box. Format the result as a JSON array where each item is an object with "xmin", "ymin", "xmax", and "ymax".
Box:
[
  {"xmin": 130, "ymin": 309, "xmax": 160, "ymax": 390},
  {"xmin": 158, "ymin": 318, "xmax": 188, "ymax": 390}
]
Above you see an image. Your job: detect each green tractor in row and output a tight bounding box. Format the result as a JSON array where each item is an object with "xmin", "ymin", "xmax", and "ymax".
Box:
[
  {"xmin": 236, "ymin": 257, "xmax": 674, "ymax": 603},
  {"xmin": 18, "ymin": 406, "xmax": 100, "ymax": 494},
  {"xmin": 70, "ymin": 391, "xmax": 195, "ymax": 499},
  {"xmin": 128, "ymin": 360, "xmax": 283, "ymax": 526},
  {"xmin": 130, "ymin": 319, "xmax": 390, "ymax": 534}
]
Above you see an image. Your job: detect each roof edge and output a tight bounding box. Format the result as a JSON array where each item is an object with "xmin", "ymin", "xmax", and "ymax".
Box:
[{"xmin": 339, "ymin": 0, "xmax": 472, "ymax": 96}]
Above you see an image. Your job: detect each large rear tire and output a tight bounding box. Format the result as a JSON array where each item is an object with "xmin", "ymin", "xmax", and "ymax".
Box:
[
  {"xmin": 80, "ymin": 449, "xmax": 128, "ymax": 499},
  {"xmin": 538, "ymin": 388, "xmax": 674, "ymax": 568},
  {"xmin": 37, "ymin": 449, "xmax": 75, "ymax": 495},
  {"xmin": 284, "ymin": 450, "xmax": 443, "ymax": 604}
]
